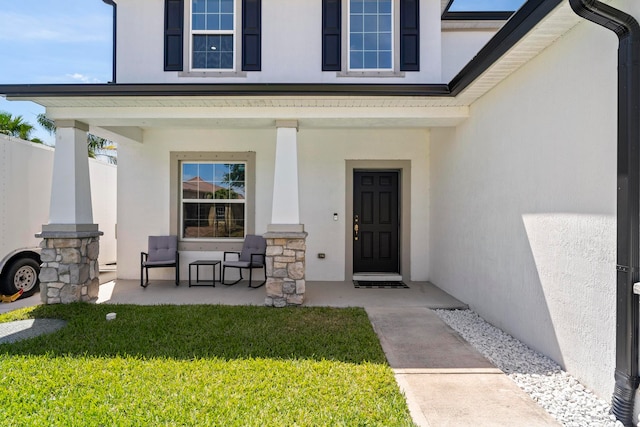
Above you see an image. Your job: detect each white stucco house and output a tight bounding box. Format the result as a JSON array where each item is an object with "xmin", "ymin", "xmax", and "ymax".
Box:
[{"xmin": 2, "ymin": 0, "xmax": 640, "ymax": 424}]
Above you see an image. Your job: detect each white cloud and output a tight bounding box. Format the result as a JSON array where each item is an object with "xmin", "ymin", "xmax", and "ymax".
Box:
[{"xmin": 66, "ymin": 73, "xmax": 103, "ymax": 84}]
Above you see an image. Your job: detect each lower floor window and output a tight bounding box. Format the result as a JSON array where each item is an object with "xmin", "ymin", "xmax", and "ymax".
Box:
[
  {"xmin": 183, "ymin": 202, "xmax": 245, "ymax": 238},
  {"xmin": 181, "ymin": 162, "xmax": 246, "ymax": 239}
]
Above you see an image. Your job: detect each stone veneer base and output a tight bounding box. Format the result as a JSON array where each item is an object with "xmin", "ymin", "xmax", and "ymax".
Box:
[
  {"xmin": 38, "ymin": 229, "xmax": 102, "ymax": 304},
  {"xmin": 264, "ymin": 231, "xmax": 307, "ymax": 307}
]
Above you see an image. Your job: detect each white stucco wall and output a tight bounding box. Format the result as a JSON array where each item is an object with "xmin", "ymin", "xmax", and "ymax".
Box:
[
  {"xmin": 117, "ymin": 128, "xmax": 274, "ymax": 281},
  {"xmin": 440, "ymin": 30, "xmax": 496, "ymax": 82},
  {"xmin": 117, "ymin": 127, "xmax": 429, "ymax": 282},
  {"xmin": 89, "ymin": 158, "xmax": 118, "ymax": 264},
  {"xmin": 115, "ymin": 0, "xmax": 443, "ymax": 83},
  {"xmin": 298, "ymin": 128, "xmax": 430, "ymax": 281},
  {"xmin": 429, "ymin": 14, "xmax": 619, "ymax": 400}
]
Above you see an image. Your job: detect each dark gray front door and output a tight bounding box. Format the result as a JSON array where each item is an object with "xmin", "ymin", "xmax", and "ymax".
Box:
[{"xmin": 353, "ymin": 170, "xmax": 399, "ymax": 273}]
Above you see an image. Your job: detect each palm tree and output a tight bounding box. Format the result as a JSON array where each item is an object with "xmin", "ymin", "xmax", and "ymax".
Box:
[
  {"xmin": 36, "ymin": 113, "xmax": 56, "ymax": 135},
  {"xmin": 87, "ymin": 133, "xmax": 117, "ymax": 164},
  {"xmin": 0, "ymin": 111, "xmax": 37, "ymax": 141},
  {"xmin": 37, "ymin": 113, "xmax": 117, "ymax": 164}
]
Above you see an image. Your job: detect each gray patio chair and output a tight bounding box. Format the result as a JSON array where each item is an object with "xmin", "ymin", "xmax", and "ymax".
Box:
[
  {"xmin": 140, "ymin": 235, "xmax": 180, "ymax": 287},
  {"xmin": 222, "ymin": 234, "xmax": 266, "ymax": 288}
]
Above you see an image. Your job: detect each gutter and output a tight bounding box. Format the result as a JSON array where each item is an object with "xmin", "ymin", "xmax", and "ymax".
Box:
[
  {"xmin": 0, "ymin": 83, "xmax": 449, "ymax": 98},
  {"xmin": 102, "ymin": 0, "xmax": 117, "ymax": 84},
  {"xmin": 568, "ymin": 1, "xmax": 640, "ymax": 426}
]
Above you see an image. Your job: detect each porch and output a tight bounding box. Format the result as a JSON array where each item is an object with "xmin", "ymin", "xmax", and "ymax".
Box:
[{"xmin": 96, "ymin": 279, "xmax": 467, "ymax": 309}]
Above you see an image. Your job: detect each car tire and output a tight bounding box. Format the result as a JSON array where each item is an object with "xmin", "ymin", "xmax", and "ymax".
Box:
[{"xmin": 2, "ymin": 258, "xmax": 40, "ymax": 298}]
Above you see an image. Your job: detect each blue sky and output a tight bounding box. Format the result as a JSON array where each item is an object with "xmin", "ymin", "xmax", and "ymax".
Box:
[
  {"xmin": 0, "ymin": 0, "xmax": 113, "ymax": 144},
  {"xmin": 448, "ymin": 0, "xmax": 527, "ymax": 12}
]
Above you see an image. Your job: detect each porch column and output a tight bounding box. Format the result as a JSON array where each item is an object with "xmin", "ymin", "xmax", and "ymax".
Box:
[
  {"xmin": 37, "ymin": 120, "xmax": 102, "ymax": 304},
  {"xmin": 271, "ymin": 120, "xmax": 301, "ymax": 226},
  {"xmin": 265, "ymin": 120, "xmax": 307, "ymax": 307}
]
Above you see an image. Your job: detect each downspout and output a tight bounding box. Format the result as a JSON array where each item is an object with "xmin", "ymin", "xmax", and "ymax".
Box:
[
  {"xmin": 568, "ymin": 1, "xmax": 640, "ymax": 425},
  {"xmin": 102, "ymin": 0, "xmax": 117, "ymax": 83}
]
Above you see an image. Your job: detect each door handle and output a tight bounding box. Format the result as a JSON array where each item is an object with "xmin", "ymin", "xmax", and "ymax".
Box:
[{"xmin": 354, "ymin": 214, "xmax": 359, "ymax": 241}]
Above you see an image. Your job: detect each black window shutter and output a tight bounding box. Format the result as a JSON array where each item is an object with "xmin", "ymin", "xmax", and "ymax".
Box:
[
  {"xmin": 242, "ymin": 0, "xmax": 262, "ymax": 71},
  {"xmin": 400, "ymin": 0, "xmax": 419, "ymax": 71},
  {"xmin": 164, "ymin": 0, "xmax": 184, "ymax": 71},
  {"xmin": 322, "ymin": 0, "xmax": 341, "ymax": 71}
]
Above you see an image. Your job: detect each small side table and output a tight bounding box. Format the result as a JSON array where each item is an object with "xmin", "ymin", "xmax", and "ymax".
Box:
[{"xmin": 188, "ymin": 260, "xmax": 221, "ymax": 287}]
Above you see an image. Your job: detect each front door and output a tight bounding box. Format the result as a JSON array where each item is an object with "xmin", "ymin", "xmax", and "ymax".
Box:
[{"xmin": 353, "ymin": 170, "xmax": 400, "ymax": 273}]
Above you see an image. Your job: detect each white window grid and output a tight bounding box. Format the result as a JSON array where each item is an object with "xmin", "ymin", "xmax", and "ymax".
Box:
[
  {"xmin": 180, "ymin": 160, "xmax": 246, "ymax": 241},
  {"xmin": 347, "ymin": 0, "xmax": 394, "ymax": 72},
  {"xmin": 189, "ymin": 0, "xmax": 237, "ymax": 71}
]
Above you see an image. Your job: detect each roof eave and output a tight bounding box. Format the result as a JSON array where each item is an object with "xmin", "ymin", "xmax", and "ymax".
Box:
[
  {"xmin": 0, "ymin": 83, "xmax": 451, "ymax": 98},
  {"xmin": 449, "ymin": 0, "xmax": 563, "ymax": 96}
]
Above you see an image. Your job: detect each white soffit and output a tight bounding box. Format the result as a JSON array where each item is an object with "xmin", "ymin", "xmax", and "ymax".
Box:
[
  {"xmin": 44, "ymin": 99, "xmax": 469, "ymax": 129},
  {"xmin": 454, "ymin": 2, "xmax": 583, "ymax": 105}
]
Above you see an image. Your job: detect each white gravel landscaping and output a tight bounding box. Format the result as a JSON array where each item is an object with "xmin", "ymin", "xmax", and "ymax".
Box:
[{"xmin": 434, "ymin": 309, "xmax": 622, "ymax": 427}]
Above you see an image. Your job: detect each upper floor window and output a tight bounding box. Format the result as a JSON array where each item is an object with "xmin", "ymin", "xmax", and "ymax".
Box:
[
  {"xmin": 322, "ymin": 0, "xmax": 418, "ymax": 73},
  {"xmin": 164, "ymin": 0, "xmax": 261, "ymax": 73},
  {"xmin": 349, "ymin": 0, "xmax": 393, "ymax": 71},
  {"xmin": 191, "ymin": 0, "xmax": 236, "ymax": 71}
]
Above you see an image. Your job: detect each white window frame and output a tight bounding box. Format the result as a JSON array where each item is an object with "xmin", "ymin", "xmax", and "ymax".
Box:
[
  {"xmin": 347, "ymin": 0, "xmax": 395, "ymax": 72},
  {"xmin": 188, "ymin": 0, "xmax": 237, "ymax": 72}
]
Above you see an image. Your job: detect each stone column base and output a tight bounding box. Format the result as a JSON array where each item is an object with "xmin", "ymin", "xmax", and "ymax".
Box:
[
  {"xmin": 37, "ymin": 229, "xmax": 102, "ymax": 304},
  {"xmin": 264, "ymin": 231, "xmax": 307, "ymax": 307}
]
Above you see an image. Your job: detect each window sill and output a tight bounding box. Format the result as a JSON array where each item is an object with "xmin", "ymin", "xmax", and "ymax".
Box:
[
  {"xmin": 336, "ymin": 71, "xmax": 406, "ymax": 78},
  {"xmin": 178, "ymin": 71, "xmax": 248, "ymax": 78},
  {"xmin": 179, "ymin": 240, "xmax": 244, "ymax": 252}
]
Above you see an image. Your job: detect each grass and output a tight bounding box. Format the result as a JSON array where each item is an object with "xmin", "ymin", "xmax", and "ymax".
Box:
[{"xmin": 0, "ymin": 304, "xmax": 415, "ymax": 426}]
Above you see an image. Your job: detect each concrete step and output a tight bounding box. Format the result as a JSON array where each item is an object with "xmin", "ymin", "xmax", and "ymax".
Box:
[{"xmin": 353, "ymin": 273, "xmax": 403, "ymax": 282}]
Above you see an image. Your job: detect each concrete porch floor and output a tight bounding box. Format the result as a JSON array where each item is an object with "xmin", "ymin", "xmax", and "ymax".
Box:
[
  {"xmin": 97, "ymin": 278, "xmax": 470, "ymax": 308},
  {"xmin": 0, "ymin": 275, "xmax": 559, "ymax": 426}
]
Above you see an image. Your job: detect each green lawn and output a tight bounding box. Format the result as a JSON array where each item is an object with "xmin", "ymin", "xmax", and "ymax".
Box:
[{"xmin": 0, "ymin": 304, "xmax": 415, "ymax": 426}]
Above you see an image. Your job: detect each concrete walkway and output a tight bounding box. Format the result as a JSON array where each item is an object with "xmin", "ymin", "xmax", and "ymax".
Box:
[
  {"xmin": 0, "ymin": 318, "xmax": 67, "ymax": 344},
  {"xmin": 367, "ymin": 307, "xmax": 559, "ymax": 426},
  {"xmin": 0, "ymin": 277, "xmax": 559, "ymax": 426}
]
